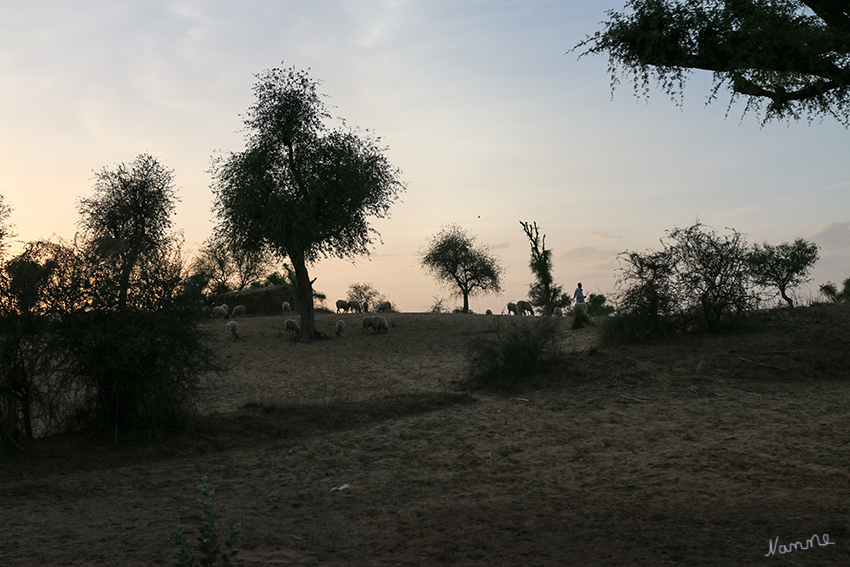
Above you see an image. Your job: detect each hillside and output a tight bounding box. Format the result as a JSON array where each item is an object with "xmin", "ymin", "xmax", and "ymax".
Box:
[{"xmin": 1, "ymin": 305, "xmax": 849, "ymax": 566}]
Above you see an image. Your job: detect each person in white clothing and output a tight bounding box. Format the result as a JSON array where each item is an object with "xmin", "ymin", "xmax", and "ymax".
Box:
[{"xmin": 574, "ymin": 282, "xmax": 588, "ymax": 313}]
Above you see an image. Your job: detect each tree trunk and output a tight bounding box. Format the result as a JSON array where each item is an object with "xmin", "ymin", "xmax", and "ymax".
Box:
[
  {"xmin": 290, "ymin": 250, "xmax": 317, "ymax": 341},
  {"xmin": 462, "ymin": 291, "xmax": 469, "ymax": 313},
  {"xmin": 779, "ymin": 285, "xmax": 794, "ymax": 308}
]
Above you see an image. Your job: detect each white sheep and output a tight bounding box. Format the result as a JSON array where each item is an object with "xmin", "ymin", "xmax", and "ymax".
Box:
[
  {"xmin": 226, "ymin": 320, "xmax": 239, "ymax": 340},
  {"xmin": 211, "ymin": 306, "xmax": 228, "ymax": 319},
  {"xmin": 376, "ymin": 301, "xmax": 392, "ymax": 313},
  {"xmin": 335, "ymin": 299, "xmax": 350, "ymax": 313},
  {"xmin": 517, "ymin": 300, "xmax": 534, "ymax": 316},
  {"xmin": 553, "ymin": 306, "xmax": 564, "ymax": 317},
  {"xmin": 220, "ymin": 304, "xmax": 229, "ymax": 316},
  {"xmin": 285, "ymin": 318, "xmax": 300, "ymax": 335},
  {"xmin": 374, "ymin": 315, "xmax": 388, "ymax": 333},
  {"xmin": 281, "ymin": 301, "xmax": 291, "ymax": 315},
  {"xmin": 335, "ymin": 320, "xmax": 347, "ymax": 337},
  {"xmin": 506, "ymin": 302, "xmax": 519, "ymax": 316},
  {"xmin": 361, "ymin": 316, "xmax": 376, "ymax": 332},
  {"xmin": 347, "ymin": 300, "xmax": 362, "ymax": 313},
  {"xmin": 232, "ymin": 305, "xmax": 246, "ymax": 317}
]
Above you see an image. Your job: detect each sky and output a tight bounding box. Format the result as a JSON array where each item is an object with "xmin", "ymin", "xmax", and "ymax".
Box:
[{"xmin": 1, "ymin": 0, "xmax": 848, "ymax": 313}]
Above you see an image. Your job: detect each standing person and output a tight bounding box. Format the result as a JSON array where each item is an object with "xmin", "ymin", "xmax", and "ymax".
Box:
[{"xmin": 574, "ymin": 282, "xmax": 588, "ymax": 313}]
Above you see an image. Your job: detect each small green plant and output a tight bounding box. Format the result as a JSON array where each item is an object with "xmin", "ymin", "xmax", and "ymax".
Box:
[{"xmin": 172, "ymin": 477, "xmax": 241, "ymax": 567}]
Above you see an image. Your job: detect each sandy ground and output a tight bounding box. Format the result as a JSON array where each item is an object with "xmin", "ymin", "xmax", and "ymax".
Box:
[{"xmin": 1, "ymin": 307, "xmax": 848, "ymax": 566}]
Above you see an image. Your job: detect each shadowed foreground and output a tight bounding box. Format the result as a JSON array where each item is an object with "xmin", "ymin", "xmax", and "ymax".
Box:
[{"xmin": 1, "ymin": 308, "xmax": 848, "ymax": 566}]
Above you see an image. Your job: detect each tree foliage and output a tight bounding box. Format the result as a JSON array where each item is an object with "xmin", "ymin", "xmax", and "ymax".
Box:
[
  {"xmin": 420, "ymin": 224, "xmax": 503, "ymax": 313},
  {"xmin": 191, "ymin": 233, "xmax": 273, "ymax": 297},
  {"xmin": 77, "ymin": 153, "xmax": 181, "ymax": 309},
  {"xmin": 607, "ymin": 221, "xmax": 758, "ymax": 343},
  {"xmin": 575, "ymin": 1, "xmax": 850, "ymax": 125},
  {"xmin": 669, "ymin": 223, "xmax": 756, "ymax": 330},
  {"xmin": 346, "ymin": 282, "xmax": 390, "ymax": 312},
  {"xmin": 748, "ymin": 237, "xmax": 819, "ymax": 307},
  {"xmin": 212, "ymin": 65, "xmax": 405, "ymax": 341},
  {"xmin": 586, "ymin": 293, "xmax": 616, "ymax": 316},
  {"xmin": 820, "ymin": 276, "xmax": 850, "ymax": 302},
  {"xmin": 0, "ymin": 163, "xmax": 214, "ymax": 448},
  {"xmin": 520, "ymin": 221, "xmax": 571, "ymax": 315},
  {"xmin": 0, "ymin": 194, "xmax": 14, "ymax": 259}
]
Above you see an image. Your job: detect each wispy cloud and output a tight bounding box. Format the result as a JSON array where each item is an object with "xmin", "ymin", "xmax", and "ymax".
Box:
[
  {"xmin": 559, "ymin": 245, "xmax": 619, "ymax": 262},
  {"xmin": 589, "ymin": 231, "xmax": 622, "ymax": 240},
  {"xmin": 808, "ymin": 222, "xmax": 850, "ymax": 251}
]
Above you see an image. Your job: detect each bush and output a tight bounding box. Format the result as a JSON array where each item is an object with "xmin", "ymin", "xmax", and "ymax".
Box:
[
  {"xmin": 465, "ymin": 317, "xmax": 563, "ymax": 391},
  {"xmin": 820, "ymin": 277, "xmax": 850, "ymax": 303},
  {"xmin": 599, "ymin": 311, "xmax": 677, "ymax": 346},
  {"xmin": 571, "ymin": 306, "xmax": 591, "ymax": 329},
  {"xmin": 57, "ymin": 307, "xmax": 216, "ymax": 440},
  {"xmin": 606, "ymin": 222, "xmax": 758, "ymax": 344},
  {"xmin": 586, "ymin": 293, "xmax": 614, "ymax": 316}
]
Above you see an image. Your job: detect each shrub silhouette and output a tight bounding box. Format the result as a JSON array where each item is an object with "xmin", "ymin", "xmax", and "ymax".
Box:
[{"xmin": 465, "ymin": 316, "xmax": 562, "ymax": 391}]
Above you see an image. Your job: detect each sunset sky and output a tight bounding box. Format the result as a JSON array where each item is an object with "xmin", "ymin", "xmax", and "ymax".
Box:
[{"xmin": 1, "ymin": 1, "xmax": 848, "ymax": 313}]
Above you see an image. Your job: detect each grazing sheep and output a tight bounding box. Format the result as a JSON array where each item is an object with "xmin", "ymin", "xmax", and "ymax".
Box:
[
  {"xmin": 485, "ymin": 309, "xmax": 493, "ymax": 315},
  {"xmin": 376, "ymin": 301, "xmax": 392, "ymax": 313},
  {"xmin": 363, "ymin": 301, "xmax": 370, "ymax": 313},
  {"xmin": 211, "ymin": 306, "xmax": 228, "ymax": 319},
  {"xmin": 506, "ymin": 302, "xmax": 519, "ymax": 316},
  {"xmin": 517, "ymin": 300, "xmax": 534, "ymax": 316},
  {"xmin": 361, "ymin": 316, "xmax": 376, "ymax": 332},
  {"xmin": 347, "ymin": 300, "xmax": 362, "ymax": 313},
  {"xmin": 553, "ymin": 306, "xmax": 564, "ymax": 317},
  {"xmin": 374, "ymin": 316, "xmax": 388, "ymax": 333},
  {"xmin": 335, "ymin": 320, "xmax": 347, "ymax": 337},
  {"xmin": 285, "ymin": 319, "xmax": 300, "ymax": 335},
  {"xmin": 336, "ymin": 299, "xmax": 350, "ymax": 313},
  {"xmin": 232, "ymin": 305, "xmax": 246, "ymax": 317},
  {"xmin": 220, "ymin": 304, "xmax": 229, "ymax": 316},
  {"xmin": 226, "ymin": 320, "xmax": 239, "ymax": 340},
  {"xmin": 281, "ymin": 301, "xmax": 291, "ymax": 315}
]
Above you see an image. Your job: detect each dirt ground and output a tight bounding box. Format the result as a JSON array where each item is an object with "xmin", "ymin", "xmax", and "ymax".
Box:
[{"xmin": 1, "ymin": 305, "xmax": 849, "ymax": 566}]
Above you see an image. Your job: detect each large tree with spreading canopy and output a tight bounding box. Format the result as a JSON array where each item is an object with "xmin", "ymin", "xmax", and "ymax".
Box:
[
  {"xmin": 211, "ymin": 65, "xmax": 405, "ymax": 341},
  {"xmin": 574, "ymin": 1, "xmax": 850, "ymax": 125},
  {"xmin": 420, "ymin": 224, "xmax": 503, "ymax": 313}
]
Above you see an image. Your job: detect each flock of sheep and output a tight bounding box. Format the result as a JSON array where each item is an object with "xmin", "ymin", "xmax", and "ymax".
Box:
[
  {"xmin": 208, "ymin": 296, "xmax": 565, "ymax": 341},
  {"xmin": 503, "ymin": 300, "xmax": 566, "ymax": 317},
  {"xmin": 205, "ymin": 298, "xmax": 393, "ymax": 341},
  {"xmin": 333, "ymin": 299, "xmax": 392, "ymax": 314}
]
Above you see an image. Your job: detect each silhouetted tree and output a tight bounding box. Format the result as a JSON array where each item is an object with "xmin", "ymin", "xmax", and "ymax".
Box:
[
  {"xmin": 748, "ymin": 238, "xmax": 819, "ymax": 307},
  {"xmin": 520, "ymin": 221, "xmax": 570, "ymax": 315},
  {"xmin": 346, "ymin": 282, "xmax": 390, "ymax": 312},
  {"xmin": 820, "ymin": 277, "xmax": 850, "ymax": 302},
  {"xmin": 421, "ymin": 225, "xmax": 503, "ymax": 313},
  {"xmin": 212, "ymin": 64, "xmax": 405, "ymax": 341},
  {"xmin": 77, "ymin": 153, "xmax": 180, "ymax": 309},
  {"xmin": 191, "ymin": 233, "xmax": 273, "ymax": 296},
  {"xmin": 575, "ymin": 1, "xmax": 850, "ymax": 125},
  {"xmin": 0, "ymin": 194, "xmax": 14, "ymax": 259}
]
